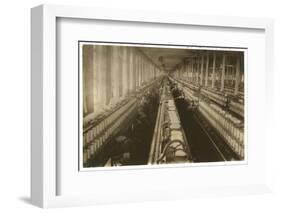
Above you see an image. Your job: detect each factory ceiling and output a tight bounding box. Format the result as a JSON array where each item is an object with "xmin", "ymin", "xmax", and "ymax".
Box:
[
  {"xmin": 139, "ymin": 47, "xmax": 195, "ymax": 72},
  {"xmin": 138, "ymin": 46, "xmax": 243, "ymax": 73}
]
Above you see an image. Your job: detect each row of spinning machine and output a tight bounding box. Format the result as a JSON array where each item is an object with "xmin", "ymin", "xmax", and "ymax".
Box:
[
  {"xmin": 170, "ymin": 77, "xmax": 244, "ymax": 160},
  {"xmin": 148, "ymin": 79, "xmax": 192, "ymax": 164}
]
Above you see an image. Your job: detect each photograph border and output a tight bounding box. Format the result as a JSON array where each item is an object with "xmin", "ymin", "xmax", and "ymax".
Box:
[{"xmin": 78, "ymin": 41, "xmax": 248, "ymax": 172}]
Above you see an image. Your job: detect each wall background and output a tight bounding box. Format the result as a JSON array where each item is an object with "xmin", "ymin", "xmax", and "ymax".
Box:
[{"xmin": 0, "ymin": 0, "xmax": 280, "ymax": 212}]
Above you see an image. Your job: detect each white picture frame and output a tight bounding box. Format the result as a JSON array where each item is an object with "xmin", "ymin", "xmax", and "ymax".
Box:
[{"xmin": 31, "ymin": 4, "xmax": 274, "ymax": 208}]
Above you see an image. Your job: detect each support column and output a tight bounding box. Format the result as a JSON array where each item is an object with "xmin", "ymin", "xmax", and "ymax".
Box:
[
  {"xmin": 140, "ymin": 56, "xmax": 142, "ymax": 85},
  {"xmin": 122, "ymin": 47, "xmax": 128, "ymax": 96},
  {"xmin": 119, "ymin": 47, "xmax": 123, "ymax": 97},
  {"xmin": 200, "ymin": 54, "xmax": 204, "ymax": 85},
  {"xmin": 211, "ymin": 52, "xmax": 216, "ymax": 88},
  {"xmin": 128, "ymin": 48, "xmax": 134, "ymax": 92},
  {"xmin": 144, "ymin": 62, "xmax": 147, "ymax": 83},
  {"xmin": 98, "ymin": 46, "xmax": 108, "ymax": 107},
  {"xmin": 137, "ymin": 55, "xmax": 141, "ymax": 87},
  {"xmin": 140, "ymin": 56, "xmax": 144, "ymax": 86},
  {"xmin": 93, "ymin": 45, "xmax": 99, "ymax": 110},
  {"xmin": 111, "ymin": 46, "xmax": 120, "ymax": 101},
  {"xmin": 105, "ymin": 46, "xmax": 112, "ymax": 105},
  {"xmin": 191, "ymin": 58, "xmax": 194, "ymax": 83},
  {"xmin": 181, "ymin": 65, "xmax": 184, "ymax": 79},
  {"xmin": 135, "ymin": 54, "xmax": 139, "ymax": 88},
  {"xmin": 143, "ymin": 61, "xmax": 145, "ymax": 83},
  {"xmin": 193, "ymin": 58, "xmax": 196, "ymax": 83},
  {"xmin": 126, "ymin": 47, "xmax": 131, "ymax": 94},
  {"xmin": 220, "ymin": 52, "xmax": 226, "ymax": 92},
  {"xmin": 138, "ymin": 55, "xmax": 142, "ymax": 87},
  {"xmin": 149, "ymin": 64, "xmax": 152, "ymax": 81},
  {"xmin": 148, "ymin": 64, "xmax": 150, "ymax": 82},
  {"xmin": 234, "ymin": 55, "xmax": 241, "ymax": 95},
  {"xmin": 205, "ymin": 52, "xmax": 209, "ymax": 87},
  {"xmin": 186, "ymin": 61, "xmax": 189, "ymax": 81},
  {"xmin": 196, "ymin": 57, "xmax": 199, "ymax": 84},
  {"xmin": 132, "ymin": 49, "xmax": 136, "ymax": 91},
  {"xmin": 145, "ymin": 61, "xmax": 148, "ymax": 82},
  {"xmin": 186, "ymin": 61, "xmax": 188, "ymax": 81},
  {"xmin": 182, "ymin": 64, "xmax": 185, "ymax": 79},
  {"xmin": 123, "ymin": 47, "xmax": 130, "ymax": 95},
  {"xmin": 188, "ymin": 60, "xmax": 192, "ymax": 81},
  {"xmin": 183, "ymin": 61, "xmax": 187, "ymax": 80},
  {"xmin": 149, "ymin": 63, "xmax": 151, "ymax": 81},
  {"xmin": 197, "ymin": 57, "xmax": 200, "ymax": 84}
]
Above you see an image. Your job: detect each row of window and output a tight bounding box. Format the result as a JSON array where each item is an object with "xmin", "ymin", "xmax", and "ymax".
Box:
[{"xmin": 83, "ymin": 45, "xmax": 162, "ymax": 117}]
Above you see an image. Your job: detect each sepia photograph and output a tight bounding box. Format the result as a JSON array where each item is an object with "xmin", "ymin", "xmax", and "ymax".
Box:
[{"xmin": 80, "ymin": 42, "xmax": 245, "ymax": 169}]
